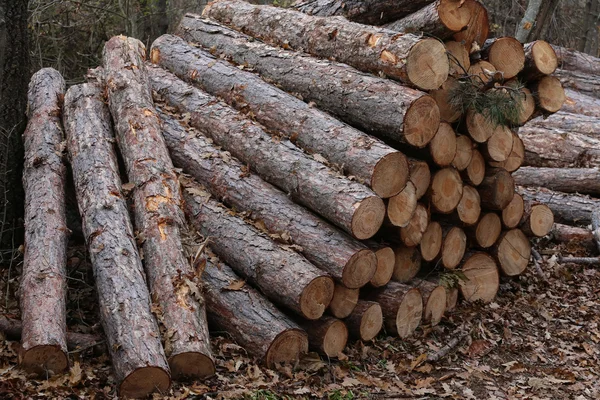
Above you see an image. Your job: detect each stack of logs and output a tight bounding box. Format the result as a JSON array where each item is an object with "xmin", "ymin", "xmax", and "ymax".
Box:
[{"xmin": 12, "ymin": 0, "xmax": 600, "ymax": 398}]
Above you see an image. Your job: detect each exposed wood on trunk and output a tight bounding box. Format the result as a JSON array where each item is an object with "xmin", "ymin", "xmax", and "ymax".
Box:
[
  {"xmin": 203, "ymin": 261, "xmax": 308, "ymax": 368},
  {"xmin": 478, "ymin": 168, "xmax": 515, "ymax": 210},
  {"xmin": 202, "ymin": 0, "xmax": 449, "ymax": 90},
  {"xmin": 492, "ymin": 229, "xmax": 531, "ymax": 276},
  {"xmin": 387, "ymin": 181, "xmax": 418, "ymax": 228},
  {"xmin": 430, "ymin": 123, "xmax": 457, "ymax": 167},
  {"xmin": 430, "ymin": 77, "xmax": 461, "ymax": 123},
  {"xmin": 420, "ymin": 221, "xmax": 443, "ymax": 262},
  {"xmin": 369, "ymin": 246, "xmax": 395, "ymax": 287},
  {"xmin": 365, "ymin": 282, "xmax": 423, "ymax": 338},
  {"xmin": 503, "ymin": 193, "xmax": 525, "ymax": 229},
  {"xmin": 481, "ymin": 37, "xmax": 525, "ymax": 79},
  {"xmin": 20, "ymin": 68, "xmax": 69, "ymax": 375},
  {"xmin": 103, "ymin": 36, "xmax": 214, "ymax": 381},
  {"xmin": 562, "ymin": 89, "xmax": 600, "ymax": 117},
  {"xmin": 63, "ymin": 83, "xmax": 170, "ymax": 398},
  {"xmin": 293, "ymin": 0, "xmax": 437, "ymax": 25},
  {"xmin": 392, "ymin": 245, "xmax": 422, "ymax": 282},
  {"xmin": 463, "ymin": 149, "xmax": 485, "ymax": 186},
  {"xmin": 453, "ymin": 135, "xmax": 474, "ymax": 171},
  {"xmin": 183, "ymin": 182, "xmax": 335, "ymax": 319},
  {"xmin": 520, "ymin": 41, "xmax": 558, "ymax": 81},
  {"xmin": 416, "ymin": 280, "xmax": 447, "ymax": 326},
  {"xmin": 520, "ymin": 202, "xmax": 554, "ymax": 237},
  {"xmin": 459, "ymin": 252, "xmax": 499, "ymax": 303},
  {"xmin": 148, "ymin": 67, "xmax": 385, "ymax": 240},
  {"xmin": 470, "ymin": 212, "xmax": 502, "ymax": 248},
  {"xmin": 345, "ymin": 300, "xmax": 383, "ymax": 341},
  {"xmin": 298, "ymin": 317, "xmax": 347, "ymax": 358},
  {"xmin": 430, "ymin": 168, "xmax": 464, "ymax": 213},
  {"xmin": 176, "ymin": 16, "xmax": 441, "ymax": 146},
  {"xmin": 384, "ymin": 0, "xmax": 472, "ymax": 39},
  {"xmin": 157, "ymin": 102, "xmax": 377, "ymax": 288},
  {"xmin": 329, "ymin": 284, "xmax": 359, "ymax": 319},
  {"xmin": 409, "ymin": 159, "xmax": 432, "ymax": 199},
  {"xmin": 400, "ymin": 203, "xmax": 430, "ymax": 247},
  {"xmin": 489, "ymin": 132, "xmax": 525, "ymax": 173},
  {"xmin": 446, "ymin": 41, "xmax": 471, "ymax": 76},
  {"xmin": 530, "ymin": 75, "xmax": 566, "ymax": 114},
  {"xmin": 151, "ymin": 35, "xmax": 408, "ymax": 198},
  {"xmin": 518, "ymin": 186, "xmax": 599, "ymax": 226},
  {"xmin": 456, "ymin": 185, "xmax": 481, "ymax": 226},
  {"xmin": 514, "ymin": 167, "xmax": 600, "ymax": 195},
  {"xmin": 452, "ymin": 0, "xmax": 489, "ymax": 52}
]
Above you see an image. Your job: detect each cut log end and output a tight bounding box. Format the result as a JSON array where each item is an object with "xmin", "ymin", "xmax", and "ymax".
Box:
[
  {"xmin": 530, "ymin": 40, "xmax": 559, "ymax": 75},
  {"xmin": 515, "ymin": 88, "xmax": 535, "ymax": 124},
  {"xmin": 496, "ymin": 229, "xmax": 531, "ymax": 276},
  {"xmin": 459, "ymin": 252, "xmax": 499, "ymax": 303},
  {"xmin": 372, "ymin": 152, "xmax": 410, "ymax": 198},
  {"xmin": 322, "ymin": 320, "xmax": 348, "ymax": 357},
  {"xmin": 20, "ymin": 345, "xmax": 69, "ymax": 375},
  {"xmin": 421, "ymin": 221, "xmax": 443, "ymax": 262},
  {"xmin": 344, "ymin": 249, "xmax": 378, "ymax": 289},
  {"xmin": 535, "ymin": 76, "xmax": 566, "ymax": 113},
  {"xmin": 358, "ymin": 303, "xmax": 383, "ymax": 341},
  {"xmin": 406, "ymin": 39, "xmax": 449, "ymax": 91},
  {"xmin": 430, "ymin": 122, "xmax": 457, "ymax": 167},
  {"xmin": 119, "ymin": 366, "xmax": 171, "ymax": 399},
  {"xmin": 392, "ymin": 245, "xmax": 422, "ymax": 283},
  {"xmin": 466, "ymin": 109, "xmax": 494, "ymax": 143},
  {"xmin": 404, "ymin": 96, "xmax": 441, "ymax": 148},
  {"xmin": 329, "ymin": 284, "xmax": 359, "ymax": 319},
  {"xmin": 300, "ymin": 276, "xmax": 335, "ymax": 319},
  {"xmin": 465, "ymin": 149, "xmax": 485, "ymax": 186},
  {"xmin": 431, "ymin": 168, "xmax": 463, "ymax": 213},
  {"xmin": 502, "ymin": 193, "xmax": 524, "ymax": 229},
  {"xmin": 457, "ymin": 185, "xmax": 481, "ymax": 226},
  {"xmin": 370, "ymin": 247, "xmax": 395, "ymax": 287},
  {"xmin": 169, "ymin": 353, "xmax": 216, "ymax": 381},
  {"xmin": 442, "ymin": 227, "xmax": 467, "ymax": 269},
  {"xmin": 453, "ymin": 135, "xmax": 474, "ymax": 171},
  {"xmin": 388, "ymin": 181, "xmax": 418, "ymax": 227},
  {"xmin": 430, "ymin": 77, "xmax": 461, "ymax": 123},
  {"xmin": 396, "ymin": 288, "xmax": 423, "ymax": 339},
  {"xmin": 475, "ymin": 212, "xmax": 502, "ymax": 248},
  {"xmin": 409, "ymin": 160, "xmax": 431, "ymax": 199},
  {"xmin": 527, "ymin": 204, "xmax": 555, "ymax": 237},
  {"xmin": 423, "ymin": 285, "xmax": 447, "ymax": 326},
  {"xmin": 490, "ymin": 132, "xmax": 524, "ymax": 173},
  {"xmin": 401, "ymin": 203, "xmax": 429, "ymax": 247},
  {"xmin": 485, "ymin": 126, "xmax": 513, "ymax": 162},
  {"xmin": 445, "ymin": 41, "xmax": 470, "ymax": 76},
  {"xmin": 486, "ymin": 37, "xmax": 525, "ymax": 79},
  {"xmin": 439, "ymin": 0, "xmax": 472, "ymax": 31},
  {"xmin": 452, "ymin": 0, "xmax": 489, "ymax": 52},
  {"xmin": 445, "ymin": 287, "xmax": 459, "ymax": 311},
  {"xmin": 351, "ymin": 196, "xmax": 386, "ymax": 240},
  {"xmin": 266, "ymin": 329, "xmax": 309, "ymax": 368},
  {"xmin": 480, "ymin": 168, "xmax": 515, "ymax": 210},
  {"xmin": 468, "ymin": 61, "xmax": 496, "ymax": 83}
]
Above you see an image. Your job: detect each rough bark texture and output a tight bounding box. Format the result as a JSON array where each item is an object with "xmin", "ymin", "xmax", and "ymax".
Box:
[
  {"xmin": 20, "ymin": 68, "xmax": 69, "ymax": 374},
  {"xmin": 103, "ymin": 36, "xmax": 214, "ymax": 381},
  {"xmin": 202, "ymin": 260, "xmax": 309, "ymax": 368},
  {"xmin": 552, "ymin": 44, "xmax": 600, "ymax": 98},
  {"xmin": 293, "ymin": 0, "xmax": 436, "ymax": 25},
  {"xmin": 518, "ymin": 186, "xmax": 598, "ymax": 226},
  {"xmin": 344, "ymin": 300, "xmax": 383, "ymax": 341},
  {"xmin": 555, "ymin": 69, "xmax": 600, "ymax": 98},
  {"xmin": 365, "ymin": 282, "xmax": 422, "ymax": 338},
  {"xmin": 151, "ymin": 34, "xmax": 407, "ymax": 198},
  {"xmin": 157, "ymin": 111, "xmax": 376, "ymax": 288},
  {"xmin": 183, "ymin": 182, "xmax": 334, "ymax": 319},
  {"xmin": 148, "ymin": 66, "xmax": 384, "ymax": 240},
  {"xmin": 551, "ymin": 223, "xmax": 596, "ymax": 252},
  {"xmin": 176, "ymin": 16, "xmax": 441, "ymax": 147},
  {"xmin": 513, "ymin": 167, "xmax": 600, "ymax": 195},
  {"xmin": 481, "ymin": 37, "xmax": 525, "ymax": 80},
  {"xmin": 63, "ymin": 83, "xmax": 170, "ymax": 398},
  {"xmin": 297, "ymin": 316, "xmax": 348, "ymax": 357},
  {"xmin": 526, "ymin": 112, "xmax": 600, "ymax": 138},
  {"xmin": 515, "ymin": 0, "xmax": 543, "ymax": 43},
  {"xmin": 202, "ymin": 0, "xmax": 449, "ymax": 90},
  {"xmin": 562, "ymin": 89, "xmax": 600, "ymax": 117},
  {"xmin": 520, "ymin": 40, "xmax": 558, "ymax": 81}
]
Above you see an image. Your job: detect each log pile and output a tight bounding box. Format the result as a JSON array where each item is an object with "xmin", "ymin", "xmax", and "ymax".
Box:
[{"xmin": 11, "ymin": 0, "xmax": 600, "ymax": 397}]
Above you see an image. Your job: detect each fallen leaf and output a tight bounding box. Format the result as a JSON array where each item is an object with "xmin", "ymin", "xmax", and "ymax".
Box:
[{"xmin": 224, "ymin": 280, "xmax": 245, "ymax": 291}]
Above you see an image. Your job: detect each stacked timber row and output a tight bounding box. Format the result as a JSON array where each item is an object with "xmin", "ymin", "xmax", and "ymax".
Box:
[{"xmin": 16, "ymin": 0, "xmax": 600, "ymax": 398}]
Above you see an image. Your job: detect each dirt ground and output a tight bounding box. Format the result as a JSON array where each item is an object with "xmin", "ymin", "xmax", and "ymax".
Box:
[{"xmin": 1, "ymin": 236, "xmax": 599, "ymax": 399}]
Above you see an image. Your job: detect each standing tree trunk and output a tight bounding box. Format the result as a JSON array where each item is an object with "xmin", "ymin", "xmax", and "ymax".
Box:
[
  {"xmin": 515, "ymin": 0, "xmax": 543, "ymax": 43},
  {"xmin": 529, "ymin": 0, "xmax": 561, "ymax": 41}
]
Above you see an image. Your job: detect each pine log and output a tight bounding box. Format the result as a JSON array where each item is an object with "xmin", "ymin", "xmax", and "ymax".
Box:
[
  {"xmin": 298, "ymin": 317, "xmax": 348, "ymax": 358},
  {"xmin": 468, "ymin": 61, "xmax": 496, "ymax": 84},
  {"xmin": 430, "ymin": 168, "xmax": 464, "ymax": 213},
  {"xmin": 430, "ymin": 77, "xmax": 461, "ymax": 124},
  {"xmin": 502, "ymin": 193, "xmax": 525, "ymax": 229},
  {"xmin": 344, "ymin": 300, "xmax": 383, "ymax": 341},
  {"xmin": 478, "ymin": 168, "xmax": 515, "ymax": 210},
  {"xmin": 530, "ymin": 75, "xmax": 566, "ymax": 114},
  {"xmin": 519, "ymin": 40, "xmax": 558, "ymax": 81},
  {"xmin": 430, "ymin": 122, "xmax": 457, "ymax": 167},
  {"xmin": 369, "ymin": 246, "xmax": 395, "ymax": 287},
  {"xmin": 202, "ymin": 0, "xmax": 449, "ymax": 90},
  {"xmin": 526, "ymin": 112, "xmax": 600, "ymax": 138},
  {"xmin": 489, "ymin": 131, "xmax": 525, "ymax": 173},
  {"xmin": 452, "ymin": 135, "xmax": 474, "ymax": 171},
  {"xmin": 439, "ymin": 226, "xmax": 467, "ymax": 269},
  {"xmin": 409, "ymin": 159, "xmax": 431, "ymax": 199},
  {"xmin": 562, "ymin": 89, "xmax": 600, "ymax": 117},
  {"xmin": 63, "ymin": 83, "xmax": 170, "ymax": 397},
  {"xmin": 383, "ymin": 0, "xmax": 472, "ymax": 39},
  {"xmin": 452, "ymin": 0, "xmax": 489, "ymax": 53},
  {"xmin": 148, "ymin": 67, "xmax": 385, "ymax": 240},
  {"xmin": 513, "ymin": 167, "xmax": 600, "ymax": 196},
  {"xmin": 554, "ymin": 69, "xmax": 600, "ymax": 98},
  {"xmin": 391, "ymin": 245, "xmax": 422, "ymax": 283},
  {"xmin": 551, "ymin": 45, "xmax": 600, "ymax": 77},
  {"xmin": 551, "ymin": 223, "xmax": 596, "ymax": 252},
  {"xmin": 400, "ymin": 203, "xmax": 430, "ymax": 247},
  {"xmin": 520, "ymin": 202, "xmax": 554, "ymax": 237},
  {"xmin": 365, "ymin": 282, "xmax": 423, "ymax": 338},
  {"xmin": 446, "ymin": 41, "xmax": 471, "ymax": 76},
  {"xmin": 151, "ymin": 35, "xmax": 408, "ymax": 198},
  {"xmin": 387, "ymin": 181, "xmax": 418, "ymax": 228},
  {"xmin": 157, "ymin": 106, "xmax": 377, "ymax": 289},
  {"xmin": 329, "ymin": 284, "xmax": 359, "ymax": 319},
  {"xmin": 203, "ymin": 261, "xmax": 309, "ymax": 367},
  {"xmin": 420, "ymin": 221, "xmax": 443, "ymax": 262},
  {"xmin": 459, "ymin": 252, "xmax": 499, "ymax": 303},
  {"xmin": 456, "ymin": 185, "xmax": 481, "ymax": 226},
  {"xmin": 481, "ymin": 37, "xmax": 525, "ymax": 79},
  {"xmin": 20, "ymin": 68, "xmax": 69, "ymax": 374},
  {"xmin": 492, "ymin": 229, "xmax": 531, "ymax": 276},
  {"xmin": 293, "ymin": 0, "xmax": 436, "ymax": 25},
  {"xmin": 466, "ymin": 108, "xmax": 507, "ymax": 143},
  {"xmin": 176, "ymin": 15, "xmax": 441, "ymax": 146},
  {"xmin": 518, "ymin": 186, "xmax": 599, "ymax": 226},
  {"xmin": 482, "ymin": 125, "xmax": 514, "ymax": 163},
  {"xmin": 183, "ymin": 182, "xmax": 334, "ymax": 319},
  {"xmin": 103, "ymin": 37, "xmax": 214, "ymax": 381},
  {"xmin": 470, "ymin": 212, "xmax": 502, "ymax": 248},
  {"xmin": 416, "ymin": 281, "xmax": 447, "ymax": 326},
  {"xmin": 463, "ymin": 149, "xmax": 485, "ymax": 186}
]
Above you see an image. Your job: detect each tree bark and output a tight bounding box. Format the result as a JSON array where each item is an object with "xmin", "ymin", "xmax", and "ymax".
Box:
[
  {"xmin": 552, "ymin": 44, "xmax": 600, "ymax": 76},
  {"xmin": 151, "ymin": 34, "xmax": 408, "ymax": 198},
  {"xmin": 157, "ymin": 110, "xmax": 376, "ymax": 288},
  {"xmin": 328, "ymin": 284, "xmax": 359, "ymax": 319},
  {"xmin": 148, "ymin": 66, "xmax": 385, "ymax": 240},
  {"xmin": 551, "ymin": 223, "xmax": 596, "ymax": 252},
  {"xmin": 527, "ymin": 112, "xmax": 599, "ymax": 138},
  {"xmin": 515, "ymin": 0, "xmax": 543, "ymax": 43},
  {"xmin": 519, "ymin": 40, "xmax": 558, "ymax": 80},
  {"xmin": 562, "ymin": 89, "xmax": 600, "ymax": 117},
  {"xmin": 183, "ymin": 180, "xmax": 335, "ymax": 319},
  {"xmin": 344, "ymin": 300, "xmax": 383, "ymax": 341},
  {"xmin": 554, "ymin": 69, "xmax": 600, "ymax": 98},
  {"xmin": 63, "ymin": 83, "xmax": 170, "ymax": 398},
  {"xmin": 297, "ymin": 316, "xmax": 348, "ymax": 357},
  {"xmin": 293, "ymin": 0, "xmax": 436, "ymax": 25},
  {"xmin": 202, "ymin": 0, "xmax": 449, "ymax": 90},
  {"xmin": 518, "ymin": 186, "xmax": 598, "ymax": 226},
  {"xmin": 528, "ymin": 0, "xmax": 561, "ymax": 41},
  {"xmin": 20, "ymin": 68, "xmax": 69, "ymax": 375},
  {"xmin": 175, "ymin": 16, "xmax": 441, "ymax": 148},
  {"xmin": 365, "ymin": 282, "xmax": 422, "ymax": 338},
  {"xmin": 480, "ymin": 37, "xmax": 525, "ymax": 79},
  {"xmin": 513, "ymin": 167, "xmax": 600, "ymax": 195},
  {"xmin": 459, "ymin": 252, "xmax": 499, "ymax": 303},
  {"xmin": 202, "ymin": 260, "xmax": 309, "ymax": 368},
  {"xmin": 103, "ymin": 36, "xmax": 214, "ymax": 381}
]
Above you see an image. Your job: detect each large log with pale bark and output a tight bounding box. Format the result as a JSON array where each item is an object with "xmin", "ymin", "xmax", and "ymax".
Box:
[
  {"xmin": 151, "ymin": 34, "xmax": 408, "ymax": 198},
  {"xmin": 554, "ymin": 69, "xmax": 600, "ymax": 98},
  {"xmin": 202, "ymin": 260, "xmax": 309, "ymax": 368},
  {"xmin": 527, "ymin": 112, "xmax": 599, "ymax": 137},
  {"xmin": 157, "ymin": 110, "xmax": 376, "ymax": 288},
  {"xmin": 175, "ymin": 16, "xmax": 441, "ymax": 148},
  {"xmin": 183, "ymin": 180, "xmax": 335, "ymax": 319},
  {"xmin": 202, "ymin": 0, "xmax": 449, "ymax": 90},
  {"xmin": 148, "ymin": 66, "xmax": 385, "ymax": 240},
  {"xmin": 513, "ymin": 167, "xmax": 600, "ymax": 196},
  {"xmin": 562, "ymin": 89, "xmax": 600, "ymax": 117},
  {"xmin": 518, "ymin": 186, "xmax": 599, "ymax": 226},
  {"xmin": 103, "ymin": 36, "xmax": 214, "ymax": 381},
  {"xmin": 63, "ymin": 83, "xmax": 170, "ymax": 398},
  {"xmin": 20, "ymin": 68, "xmax": 69, "ymax": 375}
]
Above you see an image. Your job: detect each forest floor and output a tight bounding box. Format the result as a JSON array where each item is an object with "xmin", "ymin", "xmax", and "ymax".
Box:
[{"xmin": 0, "ymin": 235, "xmax": 599, "ymax": 400}]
